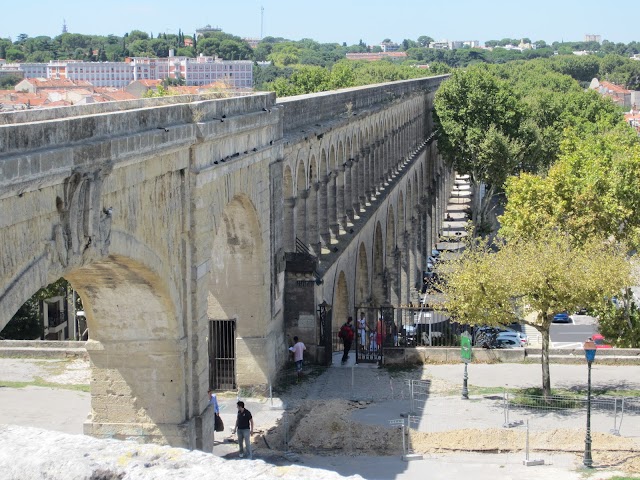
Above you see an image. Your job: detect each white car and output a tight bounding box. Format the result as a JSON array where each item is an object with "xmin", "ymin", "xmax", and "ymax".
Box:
[{"xmin": 496, "ymin": 331, "xmax": 528, "ymax": 347}]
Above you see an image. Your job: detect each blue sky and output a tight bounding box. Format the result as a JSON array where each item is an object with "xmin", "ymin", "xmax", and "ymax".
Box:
[{"xmin": 1, "ymin": 0, "xmax": 636, "ymax": 45}]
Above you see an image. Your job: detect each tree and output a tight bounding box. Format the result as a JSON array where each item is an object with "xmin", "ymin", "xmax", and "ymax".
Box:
[
  {"xmin": 500, "ymin": 125, "xmax": 640, "ymax": 249},
  {"xmin": 435, "ymin": 234, "xmax": 631, "ymax": 397},
  {"xmin": 417, "ymin": 36, "xmax": 434, "ymax": 47},
  {"xmin": 595, "ymin": 290, "xmax": 640, "ymax": 348},
  {"xmin": 434, "ymin": 66, "xmax": 526, "ymax": 227},
  {"xmin": 0, "ymin": 278, "xmax": 74, "ymax": 340}
]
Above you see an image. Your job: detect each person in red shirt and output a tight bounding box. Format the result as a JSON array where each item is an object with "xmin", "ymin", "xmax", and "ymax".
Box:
[{"xmin": 339, "ymin": 317, "xmax": 355, "ymax": 364}]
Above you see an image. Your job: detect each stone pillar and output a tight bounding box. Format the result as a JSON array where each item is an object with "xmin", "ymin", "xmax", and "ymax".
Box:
[
  {"xmin": 400, "ymin": 230, "xmax": 410, "ymax": 305},
  {"xmin": 344, "ymin": 159, "xmax": 354, "ymax": 225},
  {"xmin": 336, "ymin": 166, "xmax": 346, "ymax": 234},
  {"xmin": 296, "ymin": 188, "xmax": 309, "ymax": 245},
  {"xmin": 84, "ymin": 338, "xmax": 190, "ymax": 447},
  {"xmin": 283, "ymin": 196, "xmax": 296, "ymax": 252},
  {"xmin": 319, "ymin": 176, "xmax": 330, "ymax": 249},
  {"xmin": 327, "ymin": 171, "xmax": 339, "ymax": 242},
  {"xmin": 366, "ymin": 147, "xmax": 376, "ymax": 203},
  {"xmin": 308, "ymin": 183, "xmax": 320, "ymax": 254},
  {"xmin": 352, "ymin": 156, "xmax": 363, "ymax": 217},
  {"xmin": 408, "ymin": 219, "xmax": 417, "ymax": 298},
  {"xmin": 360, "ymin": 148, "xmax": 370, "ymax": 208}
]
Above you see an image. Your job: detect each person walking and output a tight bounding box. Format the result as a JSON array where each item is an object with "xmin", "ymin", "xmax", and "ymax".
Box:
[
  {"xmin": 339, "ymin": 316, "xmax": 355, "ymax": 364},
  {"xmin": 289, "ymin": 336, "xmax": 306, "ymax": 380},
  {"xmin": 232, "ymin": 401, "xmax": 254, "ymax": 458},
  {"xmin": 208, "ymin": 389, "xmax": 221, "ymax": 444}
]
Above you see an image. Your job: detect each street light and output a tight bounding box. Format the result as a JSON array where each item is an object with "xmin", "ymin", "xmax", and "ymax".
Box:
[{"xmin": 583, "ymin": 338, "xmax": 597, "ymax": 468}]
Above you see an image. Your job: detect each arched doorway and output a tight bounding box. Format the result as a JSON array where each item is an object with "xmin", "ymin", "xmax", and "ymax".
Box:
[{"xmin": 208, "ymin": 194, "xmax": 268, "ymax": 389}]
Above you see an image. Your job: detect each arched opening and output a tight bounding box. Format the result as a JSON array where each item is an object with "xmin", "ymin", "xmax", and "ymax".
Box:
[
  {"xmin": 208, "ymin": 195, "xmax": 268, "ymax": 389},
  {"xmin": 386, "ymin": 208, "xmax": 399, "ymax": 306},
  {"xmin": 307, "ymin": 155, "xmax": 319, "ymax": 253},
  {"xmin": 332, "ymin": 271, "xmax": 349, "ymax": 331},
  {"xmin": 295, "ymin": 159, "xmax": 307, "ymax": 244},
  {"xmin": 283, "ymin": 165, "xmax": 294, "ymax": 252},
  {"xmin": 371, "ymin": 222, "xmax": 385, "ymax": 306},
  {"xmin": 355, "ymin": 242, "xmax": 369, "ymax": 307}
]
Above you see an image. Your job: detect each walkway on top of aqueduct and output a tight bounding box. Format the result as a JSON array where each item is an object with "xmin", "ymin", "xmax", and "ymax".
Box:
[{"xmin": 0, "ymin": 74, "xmax": 454, "ymax": 450}]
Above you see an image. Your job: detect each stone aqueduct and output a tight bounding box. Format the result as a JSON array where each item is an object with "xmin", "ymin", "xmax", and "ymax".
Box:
[{"xmin": 0, "ymin": 75, "xmax": 453, "ymax": 449}]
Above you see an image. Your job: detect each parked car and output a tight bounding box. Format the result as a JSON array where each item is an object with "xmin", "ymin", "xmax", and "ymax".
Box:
[
  {"xmin": 592, "ymin": 334, "xmax": 612, "ymax": 349},
  {"xmin": 495, "ymin": 337, "xmax": 522, "ymax": 349},
  {"xmin": 496, "ymin": 331, "xmax": 528, "ymax": 347},
  {"xmin": 552, "ymin": 312, "xmax": 571, "ymax": 323}
]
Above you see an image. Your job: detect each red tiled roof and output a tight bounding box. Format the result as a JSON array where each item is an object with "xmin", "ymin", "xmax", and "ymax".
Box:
[
  {"xmin": 131, "ymin": 79, "xmax": 162, "ymax": 87},
  {"xmin": 600, "ymin": 81, "xmax": 631, "ymax": 94}
]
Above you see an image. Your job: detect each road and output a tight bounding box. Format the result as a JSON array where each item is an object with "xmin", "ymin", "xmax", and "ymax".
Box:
[{"xmin": 523, "ymin": 315, "xmax": 600, "ymax": 348}]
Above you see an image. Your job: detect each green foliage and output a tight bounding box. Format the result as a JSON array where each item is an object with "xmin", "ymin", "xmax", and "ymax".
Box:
[
  {"xmin": 0, "ymin": 278, "xmax": 72, "ymax": 340},
  {"xmin": 0, "ymin": 298, "xmax": 41, "ymax": 340},
  {"xmin": 593, "ymin": 290, "xmax": 640, "ymax": 348},
  {"xmin": 500, "ymin": 125, "xmax": 640, "ymax": 248},
  {"xmin": 0, "ymin": 74, "xmax": 23, "ymax": 88},
  {"xmin": 261, "ymin": 60, "xmax": 438, "ymax": 97},
  {"xmin": 436, "ymin": 234, "xmax": 631, "ymax": 396}
]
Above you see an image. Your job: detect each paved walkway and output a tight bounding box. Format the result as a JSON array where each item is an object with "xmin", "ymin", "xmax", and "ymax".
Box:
[{"xmin": 2, "ymin": 358, "xmax": 639, "ymax": 479}]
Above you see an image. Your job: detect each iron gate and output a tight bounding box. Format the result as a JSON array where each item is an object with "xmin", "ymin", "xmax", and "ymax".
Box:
[
  {"xmin": 209, "ymin": 319, "xmax": 236, "ymax": 390},
  {"xmin": 353, "ymin": 304, "xmax": 467, "ymax": 363}
]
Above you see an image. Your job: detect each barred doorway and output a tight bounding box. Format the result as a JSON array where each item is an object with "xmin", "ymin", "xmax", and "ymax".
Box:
[{"xmin": 209, "ymin": 319, "xmax": 236, "ymax": 390}]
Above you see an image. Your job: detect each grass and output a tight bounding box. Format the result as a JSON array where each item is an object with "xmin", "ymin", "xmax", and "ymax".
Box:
[{"xmin": 0, "ymin": 376, "xmax": 89, "ymax": 392}]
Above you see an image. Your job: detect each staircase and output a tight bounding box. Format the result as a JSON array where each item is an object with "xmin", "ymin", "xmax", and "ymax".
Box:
[{"xmin": 412, "ymin": 174, "xmax": 472, "ymax": 305}]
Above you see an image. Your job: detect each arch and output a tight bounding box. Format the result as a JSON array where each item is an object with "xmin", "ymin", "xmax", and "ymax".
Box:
[
  {"xmin": 333, "ymin": 271, "xmax": 349, "ymax": 331},
  {"xmin": 385, "ymin": 207, "xmax": 399, "ymax": 306},
  {"xmin": 208, "ymin": 194, "xmax": 268, "ymax": 386},
  {"xmin": 371, "ymin": 222, "xmax": 385, "ymax": 306},
  {"xmin": 355, "ymin": 242, "xmax": 369, "ymax": 307}
]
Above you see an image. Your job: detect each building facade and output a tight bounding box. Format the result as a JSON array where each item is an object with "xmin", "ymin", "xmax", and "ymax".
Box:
[{"xmin": 2, "ymin": 55, "xmax": 253, "ymax": 89}]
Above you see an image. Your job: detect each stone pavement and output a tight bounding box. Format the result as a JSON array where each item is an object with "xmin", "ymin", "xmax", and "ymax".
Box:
[{"xmin": 1, "ymin": 357, "xmax": 638, "ymax": 479}]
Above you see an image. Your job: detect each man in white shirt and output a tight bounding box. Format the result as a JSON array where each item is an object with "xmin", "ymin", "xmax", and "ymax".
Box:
[{"xmin": 289, "ymin": 336, "xmax": 306, "ymax": 380}]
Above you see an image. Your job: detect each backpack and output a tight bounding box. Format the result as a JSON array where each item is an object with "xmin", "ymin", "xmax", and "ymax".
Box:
[{"xmin": 339, "ymin": 323, "xmax": 352, "ymax": 340}]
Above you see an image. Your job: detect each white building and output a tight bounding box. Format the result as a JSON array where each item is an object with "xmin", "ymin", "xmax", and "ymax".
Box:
[
  {"xmin": 49, "ymin": 61, "xmax": 135, "ymax": 88},
  {"xmin": 7, "ymin": 55, "xmax": 253, "ymax": 89}
]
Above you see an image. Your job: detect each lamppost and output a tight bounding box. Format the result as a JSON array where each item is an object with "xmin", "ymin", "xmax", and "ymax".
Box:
[
  {"xmin": 461, "ymin": 331, "xmax": 472, "ymax": 399},
  {"xmin": 583, "ymin": 338, "xmax": 597, "ymax": 468}
]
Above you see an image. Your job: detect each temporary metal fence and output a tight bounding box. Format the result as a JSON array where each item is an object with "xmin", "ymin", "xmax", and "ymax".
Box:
[
  {"xmin": 406, "ymin": 379, "xmax": 430, "ymax": 415},
  {"xmin": 503, "ymin": 391, "xmax": 640, "ymax": 435}
]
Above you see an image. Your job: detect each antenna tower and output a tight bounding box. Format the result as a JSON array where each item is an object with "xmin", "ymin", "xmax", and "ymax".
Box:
[{"xmin": 260, "ymin": 6, "xmax": 264, "ymax": 39}]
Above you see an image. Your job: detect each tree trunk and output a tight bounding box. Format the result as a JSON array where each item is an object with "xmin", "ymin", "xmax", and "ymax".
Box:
[{"xmin": 540, "ymin": 320, "xmax": 551, "ymax": 398}]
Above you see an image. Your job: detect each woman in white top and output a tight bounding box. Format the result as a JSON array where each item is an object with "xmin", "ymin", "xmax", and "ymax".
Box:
[{"xmin": 357, "ymin": 314, "xmax": 367, "ymax": 351}]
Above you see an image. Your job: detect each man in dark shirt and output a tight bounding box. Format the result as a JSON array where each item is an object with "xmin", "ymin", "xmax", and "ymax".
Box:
[{"xmin": 232, "ymin": 400, "xmax": 254, "ymax": 458}]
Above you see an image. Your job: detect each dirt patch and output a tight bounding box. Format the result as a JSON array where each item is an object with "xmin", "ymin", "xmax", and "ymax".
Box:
[
  {"xmin": 260, "ymin": 399, "xmax": 402, "ymax": 456},
  {"xmin": 409, "ymin": 428, "xmax": 640, "ymax": 454},
  {"xmin": 595, "ymin": 451, "xmax": 640, "ymax": 474},
  {"xmin": 261, "ymin": 398, "xmax": 640, "ymax": 475}
]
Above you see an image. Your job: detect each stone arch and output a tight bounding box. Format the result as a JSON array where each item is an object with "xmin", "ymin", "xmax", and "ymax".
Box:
[
  {"xmin": 208, "ymin": 194, "xmax": 268, "ymax": 386},
  {"xmin": 371, "ymin": 221, "xmax": 385, "ymax": 306},
  {"xmin": 282, "ymin": 165, "xmax": 295, "ymax": 251},
  {"xmin": 355, "ymin": 242, "xmax": 369, "ymax": 307},
  {"xmin": 295, "ymin": 159, "xmax": 308, "ymax": 243},
  {"xmin": 64, "ymin": 254, "xmax": 185, "ymax": 444},
  {"xmin": 385, "ymin": 207, "xmax": 399, "ymax": 305},
  {"xmin": 307, "ymin": 155, "xmax": 319, "ymax": 252},
  {"xmin": 333, "ymin": 271, "xmax": 349, "ymax": 331}
]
